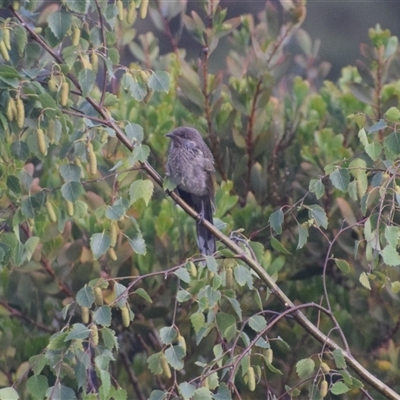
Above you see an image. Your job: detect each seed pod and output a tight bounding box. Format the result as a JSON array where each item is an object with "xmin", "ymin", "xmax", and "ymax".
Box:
[
  {"xmin": 37, "ymin": 128, "xmax": 46, "ymax": 155},
  {"xmin": 320, "ymin": 362, "xmax": 330, "ymax": 373},
  {"xmin": 140, "ymin": 0, "xmax": 149, "ymax": 19},
  {"xmin": 117, "ymin": 217, "xmax": 125, "ymax": 230},
  {"xmin": 60, "ymin": 81, "xmax": 69, "ymax": 107},
  {"xmin": 116, "ymin": 0, "xmax": 124, "ymax": 21},
  {"xmin": 110, "ymin": 221, "xmax": 118, "ymax": 247},
  {"xmin": 66, "ymin": 200, "xmax": 74, "ymax": 217},
  {"xmin": 87, "ymin": 141, "xmax": 97, "ymax": 175},
  {"xmin": 6, "ymin": 99, "xmax": 14, "ymax": 121},
  {"xmin": 94, "ymin": 287, "xmax": 104, "ymax": 306},
  {"xmin": 91, "ymin": 324, "xmax": 99, "ymax": 345},
  {"xmin": 0, "ymin": 40, "xmax": 9, "ymax": 61},
  {"xmin": 108, "ymin": 247, "xmax": 117, "ymax": 261},
  {"xmin": 48, "ymin": 119, "xmax": 56, "ymax": 143},
  {"xmin": 90, "ymin": 51, "xmax": 99, "ymax": 73},
  {"xmin": 265, "ymin": 348, "xmax": 273, "ymax": 364},
  {"xmin": 177, "ymin": 334, "xmax": 186, "ymax": 353},
  {"xmin": 72, "ymin": 25, "xmax": 80, "ymax": 46},
  {"xmin": 246, "ymin": 366, "xmax": 255, "ymax": 391},
  {"xmin": 48, "ymin": 75, "xmax": 58, "ymax": 92},
  {"xmin": 75, "ymin": 158, "xmax": 85, "ymax": 179},
  {"xmin": 16, "ymin": 98, "xmax": 24, "ymax": 128},
  {"xmin": 320, "ymin": 379, "xmax": 328, "ymax": 398},
  {"xmin": 126, "ymin": 1, "xmax": 136, "ymax": 24},
  {"xmin": 46, "ymin": 200, "xmax": 57, "ymax": 223},
  {"xmin": 81, "ymin": 306, "xmax": 90, "ymax": 324},
  {"xmin": 33, "ymin": 27, "xmax": 42, "ymax": 34},
  {"xmin": 121, "ymin": 304, "xmax": 130, "ymax": 327},
  {"xmin": 160, "ymin": 354, "xmax": 171, "ymax": 379},
  {"xmin": 12, "ymin": 0, "xmax": 20, "ymax": 10},
  {"xmin": 4, "ymin": 28, "xmax": 11, "ymax": 51},
  {"xmin": 225, "ymin": 267, "xmax": 233, "ymax": 289}
]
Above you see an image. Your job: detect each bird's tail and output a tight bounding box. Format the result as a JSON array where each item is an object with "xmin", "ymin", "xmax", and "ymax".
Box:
[{"xmin": 196, "ymin": 195, "xmax": 216, "ymax": 256}]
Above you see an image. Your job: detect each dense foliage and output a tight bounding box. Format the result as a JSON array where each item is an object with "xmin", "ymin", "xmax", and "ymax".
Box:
[{"xmin": 0, "ymin": 0, "xmax": 399, "ymax": 399}]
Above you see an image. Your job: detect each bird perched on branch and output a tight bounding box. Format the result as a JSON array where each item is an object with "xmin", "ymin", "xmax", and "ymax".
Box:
[{"xmin": 165, "ymin": 127, "xmax": 216, "ymax": 255}]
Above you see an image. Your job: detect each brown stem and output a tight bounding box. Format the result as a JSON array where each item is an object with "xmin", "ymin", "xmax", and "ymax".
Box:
[{"xmin": 120, "ymin": 352, "xmax": 146, "ymax": 400}]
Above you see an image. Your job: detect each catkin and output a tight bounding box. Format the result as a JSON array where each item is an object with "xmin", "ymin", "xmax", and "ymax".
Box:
[
  {"xmin": 160, "ymin": 354, "xmax": 171, "ymax": 379},
  {"xmin": 265, "ymin": 348, "xmax": 273, "ymax": 364},
  {"xmin": 60, "ymin": 81, "xmax": 69, "ymax": 106},
  {"xmin": 48, "ymin": 75, "xmax": 57, "ymax": 92},
  {"xmin": 16, "ymin": 98, "xmax": 24, "ymax": 128},
  {"xmin": 6, "ymin": 99, "xmax": 14, "ymax": 121},
  {"xmin": 66, "ymin": 200, "xmax": 74, "ymax": 217},
  {"xmin": 81, "ymin": 306, "xmax": 89, "ymax": 324},
  {"xmin": 177, "ymin": 334, "xmax": 186, "ymax": 353},
  {"xmin": 87, "ymin": 141, "xmax": 97, "ymax": 175},
  {"xmin": 225, "ymin": 267, "xmax": 233, "ymax": 288},
  {"xmin": 91, "ymin": 324, "xmax": 99, "ymax": 345},
  {"xmin": 110, "ymin": 221, "xmax": 118, "ymax": 247},
  {"xmin": 90, "ymin": 52, "xmax": 99, "ymax": 73},
  {"xmin": 108, "ymin": 247, "xmax": 117, "ymax": 261},
  {"xmin": 247, "ymin": 366, "xmax": 256, "ymax": 391},
  {"xmin": 117, "ymin": 0, "xmax": 124, "ymax": 21},
  {"xmin": 72, "ymin": 25, "xmax": 80, "ymax": 46},
  {"xmin": 46, "ymin": 200, "xmax": 57, "ymax": 223},
  {"xmin": 121, "ymin": 304, "xmax": 130, "ymax": 327},
  {"xmin": 320, "ymin": 380, "xmax": 328, "ymax": 397},
  {"xmin": 37, "ymin": 128, "xmax": 46, "ymax": 155},
  {"xmin": 4, "ymin": 29, "xmax": 11, "ymax": 51},
  {"xmin": 94, "ymin": 287, "xmax": 104, "ymax": 306},
  {"xmin": 140, "ymin": 0, "xmax": 149, "ymax": 19},
  {"xmin": 48, "ymin": 119, "xmax": 56, "ymax": 143},
  {"xmin": 0, "ymin": 40, "xmax": 9, "ymax": 61},
  {"xmin": 126, "ymin": 1, "xmax": 136, "ymax": 24}
]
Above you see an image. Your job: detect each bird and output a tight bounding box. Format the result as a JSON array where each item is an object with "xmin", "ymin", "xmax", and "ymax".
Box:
[{"xmin": 165, "ymin": 126, "xmax": 216, "ymax": 255}]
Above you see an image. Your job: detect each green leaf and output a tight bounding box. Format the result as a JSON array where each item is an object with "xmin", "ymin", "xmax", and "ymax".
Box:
[
  {"xmin": 308, "ymin": 205, "xmax": 328, "ymax": 229},
  {"xmin": 133, "ymin": 288, "xmax": 152, "ymax": 303},
  {"xmin": 384, "ymin": 106, "xmax": 400, "ymax": 121},
  {"xmin": 67, "ymin": 0, "xmax": 90, "ymax": 14},
  {"xmin": 334, "ymin": 258, "xmax": 351, "ymax": 273},
  {"xmin": 365, "ymin": 142, "xmax": 382, "ymax": 161},
  {"xmin": 27, "ymin": 375, "xmax": 48, "ymax": 399},
  {"xmin": 106, "ymin": 204, "xmax": 125, "ymax": 220},
  {"xmin": 25, "ymin": 236, "xmax": 40, "ymax": 261},
  {"xmin": 234, "ymin": 265, "xmax": 253, "ymax": 288},
  {"xmin": 125, "ymin": 228, "xmax": 146, "ymax": 255},
  {"xmin": 205, "ymin": 255, "xmax": 218, "ymax": 273},
  {"xmin": 179, "ymin": 382, "xmax": 196, "ymax": 400},
  {"xmin": 309, "ymin": 179, "xmax": 325, "ymax": 199},
  {"xmin": 148, "ymin": 71, "xmax": 170, "ymax": 92},
  {"xmin": 11, "ymin": 141, "xmax": 29, "ymax": 160},
  {"xmin": 359, "ymin": 272, "xmax": 371, "ymax": 290},
  {"xmin": 270, "ymin": 237, "xmax": 291, "ymax": 255},
  {"xmin": 295, "ymin": 358, "xmax": 315, "ymax": 379},
  {"xmin": 6, "ymin": 175, "xmax": 21, "ymax": 194},
  {"xmin": 269, "ymin": 209, "xmax": 283, "ymax": 234},
  {"xmin": 358, "ymin": 127, "xmax": 368, "ymax": 146},
  {"xmin": 212, "ymin": 383, "xmax": 232, "ymax": 400},
  {"xmin": 76, "ymin": 286, "xmax": 95, "ymax": 308},
  {"xmin": 190, "ymin": 312, "xmax": 205, "ymax": 334},
  {"xmin": 174, "ymin": 267, "xmax": 191, "ymax": 283},
  {"xmin": 147, "ymin": 353, "xmax": 163, "ymax": 375},
  {"xmin": 47, "ymin": 9, "xmax": 72, "ymax": 40},
  {"xmin": 165, "ymin": 345, "xmax": 185, "ymax": 370},
  {"xmin": 248, "ymin": 315, "xmax": 267, "ymax": 332},
  {"xmin": 329, "ymin": 168, "xmax": 350, "ymax": 192},
  {"xmin": 384, "ymin": 131, "xmax": 400, "ymax": 156},
  {"xmin": 160, "ymin": 327, "xmax": 177, "ymax": 345},
  {"xmin": 384, "ymin": 225, "xmax": 400, "ymax": 247},
  {"xmin": 79, "ymin": 68, "xmax": 96, "ymax": 97},
  {"xmin": 61, "ymin": 181, "xmax": 83, "ymax": 202},
  {"xmin": 382, "ymin": 245, "xmax": 400, "ymax": 266},
  {"xmin": 368, "ymin": 119, "xmax": 386, "ymax": 134},
  {"xmin": 297, "ymin": 224, "xmax": 309, "ymax": 249},
  {"xmin": 122, "ymin": 73, "xmax": 147, "ymax": 101},
  {"xmin": 101, "ymin": 327, "xmax": 119, "ymax": 351},
  {"xmin": 332, "ymin": 348, "xmax": 346, "ymax": 369},
  {"xmin": 93, "ymin": 306, "xmax": 112, "ymax": 327},
  {"xmin": 215, "ymin": 312, "xmax": 236, "ymax": 341},
  {"xmin": 65, "ymin": 323, "xmax": 91, "ymax": 341},
  {"xmin": 60, "ymin": 163, "xmax": 82, "ymax": 182},
  {"xmin": 46, "ymin": 384, "xmax": 76, "ymax": 400},
  {"xmin": 129, "ymin": 179, "xmax": 154, "ymax": 206},
  {"xmin": 14, "ymin": 25, "xmax": 28, "ymax": 57},
  {"xmin": 330, "ymin": 381, "xmax": 350, "ymax": 395},
  {"xmin": 90, "ymin": 232, "xmax": 111, "ymax": 260},
  {"xmin": 193, "ymin": 388, "xmax": 212, "ymax": 400},
  {"xmin": 0, "ymin": 387, "xmax": 19, "ymax": 400}
]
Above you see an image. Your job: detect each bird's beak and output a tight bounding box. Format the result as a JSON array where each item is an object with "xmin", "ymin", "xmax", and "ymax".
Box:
[{"xmin": 165, "ymin": 132, "xmax": 173, "ymax": 138}]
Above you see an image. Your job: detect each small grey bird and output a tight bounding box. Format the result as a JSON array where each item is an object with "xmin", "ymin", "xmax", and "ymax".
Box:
[{"xmin": 165, "ymin": 127, "xmax": 216, "ymax": 255}]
